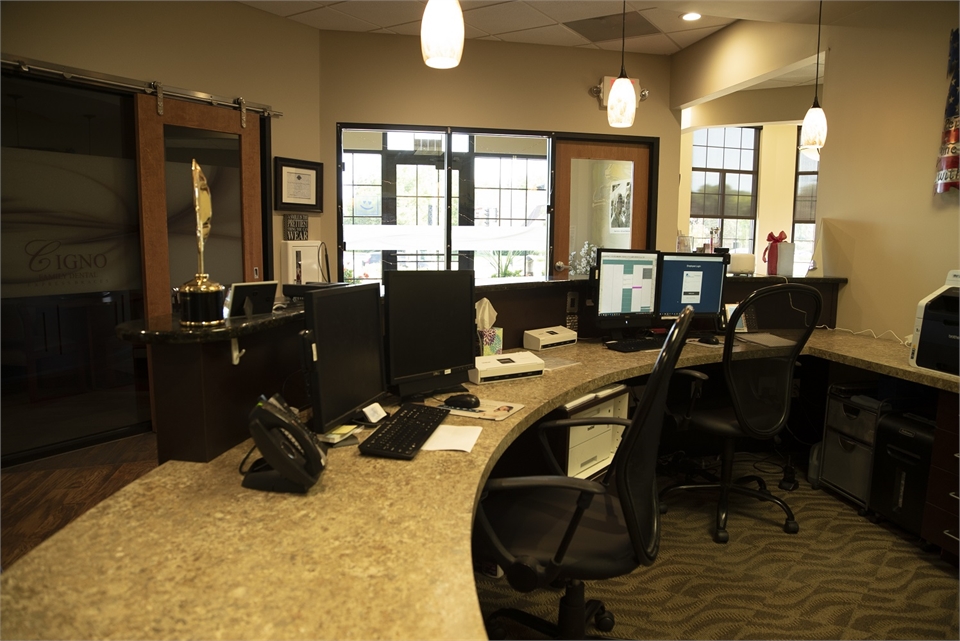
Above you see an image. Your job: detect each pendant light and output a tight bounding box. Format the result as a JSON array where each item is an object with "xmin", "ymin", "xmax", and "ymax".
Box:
[
  {"xmin": 421, "ymin": 0, "xmax": 464, "ymax": 69},
  {"xmin": 607, "ymin": 0, "xmax": 637, "ymax": 128},
  {"xmin": 799, "ymin": 0, "xmax": 827, "ymax": 161}
]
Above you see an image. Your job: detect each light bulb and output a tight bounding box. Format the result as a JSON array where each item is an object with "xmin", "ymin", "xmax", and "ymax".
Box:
[
  {"xmin": 799, "ymin": 104, "xmax": 827, "ymax": 160},
  {"xmin": 421, "ymin": 0, "xmax": 464, "ymax": 69},
  {"xmin": 607, "ymin": 77, "xmax": 637, "ymax": 128}
]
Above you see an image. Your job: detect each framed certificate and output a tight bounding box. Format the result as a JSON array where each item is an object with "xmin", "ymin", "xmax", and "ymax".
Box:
[{"xmin": 274, "ymin": 157, "xmax": 322, "ymax": 212}]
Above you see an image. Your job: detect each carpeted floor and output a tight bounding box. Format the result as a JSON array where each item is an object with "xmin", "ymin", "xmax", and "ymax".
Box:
[{"xmin": 474, "ymin": 454, "xmax": 959, "ymax": 640}]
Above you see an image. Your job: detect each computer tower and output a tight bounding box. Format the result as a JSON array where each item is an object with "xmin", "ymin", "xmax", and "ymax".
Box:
[{"xmin": 869, "ymin": 413, "xmax": 935, "ymax": 535}]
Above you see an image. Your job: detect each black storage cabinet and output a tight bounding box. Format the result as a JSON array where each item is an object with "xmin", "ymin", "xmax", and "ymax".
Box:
[{"xmin": 869, "ymin": 413, "xmax": 935, "ymax": 535}]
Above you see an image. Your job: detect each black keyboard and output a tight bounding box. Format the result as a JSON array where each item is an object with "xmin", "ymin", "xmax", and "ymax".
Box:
[
  {"xmin": 358, "ymin": 403, "xmax": 450, "ymax": 460},
  {"xmin": 604, "ymin": 336, "xmax": 666, "ymax": 353}
]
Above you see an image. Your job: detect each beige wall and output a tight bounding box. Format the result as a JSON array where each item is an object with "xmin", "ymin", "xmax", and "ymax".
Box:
[
  {"xmin": 674, "ymin": 2, "xmax": 959, "ymax": 338},
  {"xmin": 315, "ymin": 30, "xmax": 680, "ymax": 257},
  {"xmin": 4, "ymin": 1, "xmax": 958, "ymax": 338},
  {"xmin": 1, "ymin": 1, "xmax": 323, "ymax": 282}
]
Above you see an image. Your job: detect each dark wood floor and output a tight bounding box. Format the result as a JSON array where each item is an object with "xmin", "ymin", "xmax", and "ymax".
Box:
[{"xmin": 1, "ymin": 432, "xmax": 158, "ymax": 570}]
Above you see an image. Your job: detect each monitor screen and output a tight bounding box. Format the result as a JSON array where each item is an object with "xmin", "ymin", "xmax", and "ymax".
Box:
[
  {"xmin": 657, "ymin": 252, "xmax": 727, "ymax": 318},
  {"xmin": 301, "ymin": 283, "xmax": 386, "ymax": 433},
  {"xmin": 594, "ymin": 248, "xmax": 660, "ymax": 334},
  {"xmin": 383, "ymin": 269, "xmax": 476, "ymax": 399}
]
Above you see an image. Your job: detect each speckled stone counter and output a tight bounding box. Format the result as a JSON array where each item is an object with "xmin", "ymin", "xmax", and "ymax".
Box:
[
  {"xmin": 116, "ymin": 307, "xmax": 304, "ymax": 345},
  {"xmin": 1, "ymin": 332, "xmax": 955, "ymax": 640}
]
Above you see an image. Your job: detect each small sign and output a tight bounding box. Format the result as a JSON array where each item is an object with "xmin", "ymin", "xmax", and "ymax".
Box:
[{"xmin": 284, "ymin": 214, "xmax": 309, "ymax": 241}]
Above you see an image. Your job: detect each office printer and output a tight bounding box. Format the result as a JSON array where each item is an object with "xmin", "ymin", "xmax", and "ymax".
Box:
[{"xmin": 910, "ymin": 270, "xmax": 959, "ymax": 375}]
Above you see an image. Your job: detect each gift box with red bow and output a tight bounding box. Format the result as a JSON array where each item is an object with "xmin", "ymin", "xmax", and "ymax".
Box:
[{"xmin": 762, "ymin": 231, "xmax": 795, "ymax": 276}]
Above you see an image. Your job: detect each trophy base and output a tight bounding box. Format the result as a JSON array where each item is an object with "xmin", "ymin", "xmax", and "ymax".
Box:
[{"xmin": 180, "ymin": 277, "xmax": 225, "ymax": 327}]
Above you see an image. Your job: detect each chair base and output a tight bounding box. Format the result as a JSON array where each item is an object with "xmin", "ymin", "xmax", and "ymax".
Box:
[
  {"xmin": 659, "ymin": 439, "xmax": 799, "ymax": 544},
  {"xmin": 485, "ymin": 579, "xmax": 615, "ymax": 640}
]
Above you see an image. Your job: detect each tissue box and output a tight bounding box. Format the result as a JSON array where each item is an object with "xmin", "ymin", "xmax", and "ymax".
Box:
[{"xmin": 478, "ymin": 328, "xmax": 503, "ymax": 355}]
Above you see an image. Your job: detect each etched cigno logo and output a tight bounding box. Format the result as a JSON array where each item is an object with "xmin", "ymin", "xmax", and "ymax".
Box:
[{"xmin": 25, "ymin": 240, "xmax": 107, "ymax": 272}]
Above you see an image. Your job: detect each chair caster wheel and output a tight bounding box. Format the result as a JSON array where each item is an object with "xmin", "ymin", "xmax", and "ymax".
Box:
[
  {"xmin": 484, "ymin": 620, "xmax": 506, "ymax": 640},
  {"xmin": 713, "ymin": 529, "xmax": 729, "ymax": 543},
  {"xmin": 594, "ymin": 608, "xmax": 615, "ymax": 632},
  {"xmin": 784, "ymin": 520, "xmax": 799, "ymax": 534},
  {"xmin": 659, "ymin": 503, "xmax": 668, "ymax": 515}
]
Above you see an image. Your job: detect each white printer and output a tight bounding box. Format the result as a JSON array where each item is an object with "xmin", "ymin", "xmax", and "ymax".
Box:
[
  {"xmin": 469, "ymin": 351, "xmax": 545, "ymax": 384},
  {"xmin": 523, "ymin": 326, "xmax": 577, "ymax": 351},
  {"xmin": 910, "ymin": 270, "xmax": 959, "ymax": 376}
]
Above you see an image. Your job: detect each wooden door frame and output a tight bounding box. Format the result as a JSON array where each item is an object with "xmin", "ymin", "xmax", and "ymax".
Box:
[
  {"xmin": 134, "ymin": 94, "xmax": 262, "ymax": 320},
  {"xmin": 550, "ymin": 134, "xmax": 659, "ymax": 280}
]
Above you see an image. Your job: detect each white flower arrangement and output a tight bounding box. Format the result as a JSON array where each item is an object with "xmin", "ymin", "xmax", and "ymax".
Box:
[{"xmin": 569, "ymin": 241, "xmax": 598, "ymax": 277}]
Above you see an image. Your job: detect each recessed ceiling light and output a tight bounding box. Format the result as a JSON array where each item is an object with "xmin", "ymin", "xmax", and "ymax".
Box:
[{"xmin": 682, "ymin": 12, "xmax": 702, "ymax": 21}]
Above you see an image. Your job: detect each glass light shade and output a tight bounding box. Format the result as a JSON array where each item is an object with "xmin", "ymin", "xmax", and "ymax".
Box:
[
  {"xmin": 799, "ymin": 105, "xmax": 827, "ymax": 161},
  {"xmin": 607, "ymin": 77, "xmax": 637, "ymax": 128},
  {"xmin": 421, "ymin": 0, "xmax": 464, "ymax": 69}
]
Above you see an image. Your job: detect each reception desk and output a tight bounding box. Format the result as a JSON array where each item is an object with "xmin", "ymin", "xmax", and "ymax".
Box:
[{"xmin": 1, "ymin": 332, "xmax": 955, "ymax": 640}]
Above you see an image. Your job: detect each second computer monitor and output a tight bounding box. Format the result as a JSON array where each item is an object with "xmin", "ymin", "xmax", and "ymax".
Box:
[
  {"xmin": 595, "ymin": 248, "xmax": 660, "ymax": 335},
  {"xmin": 383, "ymin": 269, "xmax": 476, "ymax": 399},
  {"xmin": 657, "ymin": 252, "xmax": 727, "ymax": 318}
]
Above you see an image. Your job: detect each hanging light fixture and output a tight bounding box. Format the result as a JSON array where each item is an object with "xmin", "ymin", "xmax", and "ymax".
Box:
[
  {"xmin": 421, "ymin": 0, "xmax": 464, "ymax": 69},
  {"xmin": 607, "ymin": 0, "xmax": 637, "ymax": 128},
  {"xmin": 799, "ymin": 0, "xmax": 827, "ymax": 161}
]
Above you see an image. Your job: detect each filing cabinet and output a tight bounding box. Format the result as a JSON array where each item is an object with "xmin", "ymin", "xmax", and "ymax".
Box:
[
  {"xmin": 921, "ymin": 392, "xmax": 959, "ymax": 557},
  {"xmin": 819, "ymin": 387, "xmax": 888, "ymax": 508},
  {"xmin": 561, "ymin": 384, "xmax": 629, "ymax": 479}
]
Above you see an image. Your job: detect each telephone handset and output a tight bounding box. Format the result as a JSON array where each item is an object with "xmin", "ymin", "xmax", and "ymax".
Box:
[{"xmin": 242, "ymin": 394, "xmax": 327, "ymax": 494}]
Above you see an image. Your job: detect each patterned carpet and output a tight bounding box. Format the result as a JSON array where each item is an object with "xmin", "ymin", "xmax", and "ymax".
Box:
[{"xmin": 474, "ymin": 454, "xmax": 959, "ymax": 640}]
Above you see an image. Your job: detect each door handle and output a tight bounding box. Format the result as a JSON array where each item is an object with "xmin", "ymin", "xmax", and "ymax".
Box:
[{"xmin": 554, "ymin": 261, "xmax": 570, "ymax": 272}]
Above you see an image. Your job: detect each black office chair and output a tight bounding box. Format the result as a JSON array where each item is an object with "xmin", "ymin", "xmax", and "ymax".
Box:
[
  {"xmin": 659, "ymin": 283, "xmax": 822, "ymax": 544},
  {"xmin": 473, "ymin": 307, "xmax": 694, "ymax": 640}
]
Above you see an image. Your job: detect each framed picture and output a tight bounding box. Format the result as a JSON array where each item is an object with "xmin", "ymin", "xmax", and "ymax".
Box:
[{"xmin": 274, "ymin": 157, "xmax": 322, "ymax": 213}]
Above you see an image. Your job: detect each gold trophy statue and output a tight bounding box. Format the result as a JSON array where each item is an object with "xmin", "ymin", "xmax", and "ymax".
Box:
[{"xmin": 179, "ymin": 160, "xmax": 226, "ymax": 326}]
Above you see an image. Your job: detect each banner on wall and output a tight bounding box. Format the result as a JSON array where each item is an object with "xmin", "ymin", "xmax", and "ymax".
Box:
[
  {"xmin": 1, "ymin": 149, "xmax": 142, "ymax": 298},
  {"xmin": 935, "ymin": 28, "xmax": 958, "ymax": 194}
]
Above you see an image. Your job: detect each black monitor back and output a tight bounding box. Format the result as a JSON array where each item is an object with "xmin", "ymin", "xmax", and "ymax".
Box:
[
  {"xmin": 301, "ymin": 283, "xmax": 386, "ymax": 433},
  {"xmin": 383, "ymin": 269, "xmax": 475, "ymax": 399}
]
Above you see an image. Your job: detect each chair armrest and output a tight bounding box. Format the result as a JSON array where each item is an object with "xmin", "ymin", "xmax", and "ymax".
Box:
[
  {"xmin": 671, "ymin": 368, "xmax": 709, "ymax": 425},
  {"xmin": 535, "ymin": 417, "xmax": 633, "ymax": 474},
  {"xmin": 485, "ymin": 475, "xmax": 607, "ymax": 495}
]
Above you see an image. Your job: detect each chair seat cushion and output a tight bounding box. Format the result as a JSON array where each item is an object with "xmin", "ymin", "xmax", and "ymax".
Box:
[
  {"xmin": 688, "ymin": 405, "xmax": 745, "ymax": 438},
  {"xmin": 479, "ymin": 485, "xmax": 639, "ymax": 581}
]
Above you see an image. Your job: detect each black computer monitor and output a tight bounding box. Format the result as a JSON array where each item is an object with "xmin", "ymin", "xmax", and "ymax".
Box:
[
  {"xmin": 594, "ymin": 248, "xmax": 660, "ymax": 338},
  {"xmin": 301, "ymin": 283, "xmax": 387, "ymax": 433},
  {"xmin": 383, "ymin": 269, "xmax": 476, "ymax": 400},
  {"xmin": 656, "ymin": 252, "xmax": 728, "ymax": 319}
]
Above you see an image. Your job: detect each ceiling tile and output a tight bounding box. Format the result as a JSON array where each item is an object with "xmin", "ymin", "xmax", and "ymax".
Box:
[
  {"xmin": 329, "ymin": 1, "xmax": 426, "ymax": 28},
  {"xmin": 496, "ymin": 24, "xmax": 593, "ymax": 47},
  {"xmin": 463, "ymin": 2, "xmax": 555, "ymax": 35},
  {"xmin": 290, "ymin": 6, "xmax": 381, "ymax": 31},
  {"xmin": 640, "ymin": 8, "xmax": 734, "ymax": 35},
  {"xmin": 524, "ymin": 1, "xmax": 626, "ymax": 24},
  {"xmin": 241, "ymin": 1, "xmax": 329, "ymax": 18},
  {"xmin": 565, "ymin": 11, "xmax": 659, "ymax": 43}
]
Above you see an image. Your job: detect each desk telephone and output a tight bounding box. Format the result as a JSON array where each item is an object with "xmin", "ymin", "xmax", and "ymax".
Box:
[{"xmin": 241, "ymin": 394, "xmax": 327, "ymax": 494}]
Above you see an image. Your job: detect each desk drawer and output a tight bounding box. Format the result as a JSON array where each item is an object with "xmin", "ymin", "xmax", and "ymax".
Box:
[
  {"xmin": 921, "ymin": 503, "xmax": 960, "ymax": 555},
  {"xmin": 926, "ymin": 465, "xmax": 960, "ymax": 514},
  {"xmin": 930, "ymin": 427, "xmax": 959, "ymax": 476},
  {"xmin": 826, "ymin": 396, "xmax": 881, "ymax": 445},
  {"xmin": 820, "ymin": 427, "xmax": 873, "ymax": 505},
  {"xmin": 568, "ymin": 431, "xmax": 613, "ymax": 478}
]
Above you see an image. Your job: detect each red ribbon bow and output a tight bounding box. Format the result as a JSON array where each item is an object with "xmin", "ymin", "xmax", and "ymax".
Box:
[{"xmin": 766, "ymin": 231, "xmax": 788, "ymax": 244}]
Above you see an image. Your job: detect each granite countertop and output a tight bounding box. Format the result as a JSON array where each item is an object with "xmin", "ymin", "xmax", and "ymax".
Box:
[
  {"xmin": 115, "ymin": 306, "xmax": 304, "ymax": 344},
  {"xmin": 1, "ymin": 331, "xmax": 952, "ymax": 640}
]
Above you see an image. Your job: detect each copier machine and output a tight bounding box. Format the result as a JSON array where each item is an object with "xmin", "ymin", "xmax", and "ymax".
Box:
[{"xmin": 910, "ymin": 270, "xmax": 959, "ymax": 375}]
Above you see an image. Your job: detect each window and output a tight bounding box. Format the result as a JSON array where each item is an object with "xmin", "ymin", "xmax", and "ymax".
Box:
[
  {"xmin": 689, "ymin": 127, "xmax": 759, "ymax": 253},
  {"xmin": 793, "ymin": 128, "xmax": 819, "ymax": 275},
  {"xmin": 339, "ymin": 126, "xmax": 549, "ymax": 282}
]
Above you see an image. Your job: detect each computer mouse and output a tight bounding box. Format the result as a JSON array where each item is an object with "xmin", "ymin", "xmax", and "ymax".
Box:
[
  {"xmin": 445, "ymin": 393, "xmax": 480, "ymax": 409},
  {"xmin": 698, "ymin": 335, "xmax": 721, "ymax": 345}
]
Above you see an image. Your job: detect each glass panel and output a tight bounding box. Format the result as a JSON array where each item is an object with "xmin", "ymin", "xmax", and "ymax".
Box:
[
  {"xmin": 1, "ymin": 75, "xmax": 149, "ymax": 461},
  {"xmin": 164, "ymin": 126, "xmax": 242, "ymax": 289},
  {"xmin": 566, "ymin": 158, "xmax": 633, "ymax": 278}
]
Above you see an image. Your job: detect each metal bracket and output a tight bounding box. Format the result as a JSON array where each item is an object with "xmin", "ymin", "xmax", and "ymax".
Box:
[
  {"xmin": 236, "ymin": 97, "xmax": 246, "ymax": 128},
  {"xmin": 152, "ymin": 81, "xmax": 164, "ymax": 115},
  {"xmin": 231, "ymin": 338, "xmax": 246, "ymax": 365}
]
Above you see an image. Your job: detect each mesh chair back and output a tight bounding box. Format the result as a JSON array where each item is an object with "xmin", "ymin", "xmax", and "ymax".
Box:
[
  {"xmin": 722, "ymin": 283, "xmax": 822, "ymax": 439},
  {"xmin": 610, "ymin": 306, "xmax": 694, "ymax": 567}
]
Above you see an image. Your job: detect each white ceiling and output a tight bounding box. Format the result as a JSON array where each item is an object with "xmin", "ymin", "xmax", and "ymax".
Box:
[{"xmin": 241, "ymin": 1, "xmax": 871, "ymax": 89}]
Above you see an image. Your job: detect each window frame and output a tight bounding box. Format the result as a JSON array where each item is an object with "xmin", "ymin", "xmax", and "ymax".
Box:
[
  {"xmin": 792, "ymin": 126, "xmax": 819, "ymax": 274},
  {"xmin": 688, "ymin": 126, "xmax": 761, "ymax": 251}
]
